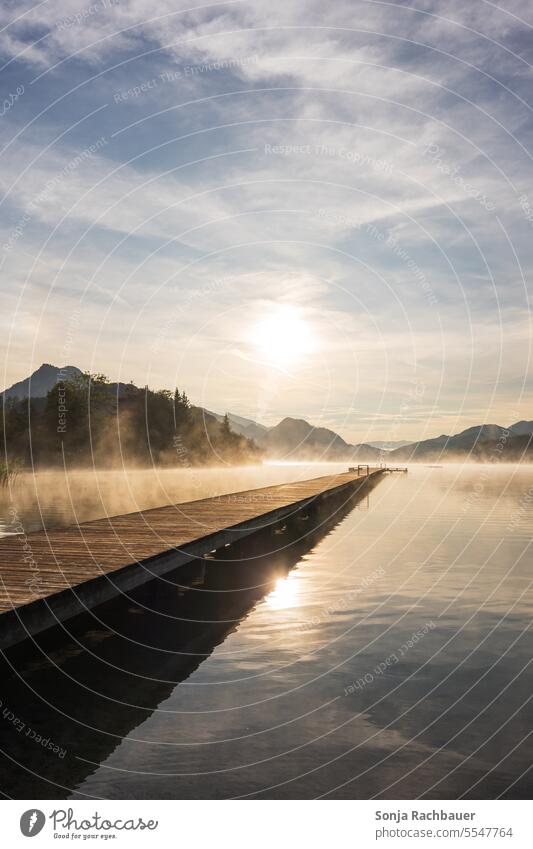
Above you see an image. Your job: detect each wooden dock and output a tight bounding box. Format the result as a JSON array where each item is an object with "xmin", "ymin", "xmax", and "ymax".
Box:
[{"xmin": 0, "ymin": 468, "xmax": 385, "ymax": 649}]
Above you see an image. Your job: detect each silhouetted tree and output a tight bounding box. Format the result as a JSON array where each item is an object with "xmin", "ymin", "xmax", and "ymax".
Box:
[
  {"xmin": 173, "ymin": 389, "xmax": 192, "ymax": 435},
  {"xmin": 43, "ymin": 372, "xmax": 113, "ymax": 462},
  {"xmin": 222, "ymin": 413, "xmax": 232, "ymax": 440}
]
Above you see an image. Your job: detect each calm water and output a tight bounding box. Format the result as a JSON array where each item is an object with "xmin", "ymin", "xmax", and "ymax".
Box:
[{"xmin": 0, "ymin": 463, "xmax": 532, "ymax": 799}]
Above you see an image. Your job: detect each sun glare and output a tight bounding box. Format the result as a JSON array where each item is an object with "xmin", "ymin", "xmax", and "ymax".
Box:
[
  {"xmin": 265, "ymin": 576, "xmax": 299, "ymax": 610},
  {"xmin": 251, "ymin": 307, "xmax": 315, "ymax": 366}
]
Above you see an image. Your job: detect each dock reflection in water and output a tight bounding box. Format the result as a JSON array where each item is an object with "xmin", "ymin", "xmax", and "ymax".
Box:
[{"xmin": 0, "ymin": 478, "xmax": 374, "ymax": 799}]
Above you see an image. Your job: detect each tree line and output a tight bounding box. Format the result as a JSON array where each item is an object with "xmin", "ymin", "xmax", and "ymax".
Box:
[{"xmin": 1, "ymin": 372, "xmax": 261, "ymax": 468}]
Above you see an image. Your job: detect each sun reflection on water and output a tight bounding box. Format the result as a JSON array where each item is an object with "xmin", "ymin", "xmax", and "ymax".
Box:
[{"xmin": 265, "ymin": 576, "xmax": 299, "ymax": 610}]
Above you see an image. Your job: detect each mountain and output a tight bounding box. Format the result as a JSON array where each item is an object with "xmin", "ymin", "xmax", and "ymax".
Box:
[
  {"xmin": 470, "ymin": 432, "xmax": 533, "ymax": 461},
  {"xmin": 264, "ymin": 417, "xmax": 351, "ymax": 458},
  {"xmin": 204, "ymin": 410, "xmax": 268, "ymax": 444},
  {"xmin": 451, "ymin": 424, "xmax": 510, "ymax": 445},
  {"xmin": 261, "ymin": 417, "xmax": 381, "ymax": 461},
  {"xmin": 1, "ymin": 363, "xmax": 82, "ymax": 402},
  {"xmin": 390, "ymin": 424, "xmax": 519, "ymax": 461},
  {"xmin": 509, "ymin": 420, "xmax": 533, "ymax": 436}
]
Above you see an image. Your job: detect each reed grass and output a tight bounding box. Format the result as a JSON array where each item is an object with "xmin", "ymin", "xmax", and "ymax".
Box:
[{"xmin": 0, "ymin": 462, "xmax": 20, "ymax": 488}]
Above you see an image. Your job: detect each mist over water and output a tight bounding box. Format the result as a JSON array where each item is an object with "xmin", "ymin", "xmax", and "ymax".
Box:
[
  {"xmin": 0, "ymin": 463, "xmax": 532, "ymax": 799},
  {"xmin": 0, "ymin": 462, "xmax": 342, "ymax": 534}
]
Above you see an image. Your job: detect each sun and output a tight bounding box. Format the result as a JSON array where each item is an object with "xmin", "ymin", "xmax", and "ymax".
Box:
[{"xmin": 251, "ymin": 307, "xmax": 316, "ymax": 366}]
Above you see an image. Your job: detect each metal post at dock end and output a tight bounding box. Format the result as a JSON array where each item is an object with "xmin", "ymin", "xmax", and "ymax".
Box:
[{"xmin": 349, "ymin": 464, "xmax": 372, "ymax": 476}]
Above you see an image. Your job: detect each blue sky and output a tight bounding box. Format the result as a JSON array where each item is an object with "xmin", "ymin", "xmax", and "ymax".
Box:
[{"xmin": 0, "ymin": 0, "xmax": 532, "ymax": 442}]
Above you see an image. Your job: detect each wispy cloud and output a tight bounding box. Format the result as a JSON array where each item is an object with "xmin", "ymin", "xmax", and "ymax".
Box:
[{"xmin": 1, "ymin": 0, "xmax": 532, "ymax": 439}]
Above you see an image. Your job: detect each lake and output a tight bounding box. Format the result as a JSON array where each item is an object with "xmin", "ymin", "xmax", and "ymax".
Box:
[{"xmin": 0, "ymin": 463, "xmax": 531, "ymax": 799}]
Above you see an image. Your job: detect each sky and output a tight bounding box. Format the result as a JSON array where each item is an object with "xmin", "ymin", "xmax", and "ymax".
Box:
[{"xmin": 0, "ymin": 0, "xmax": 532, "ymax": 443}]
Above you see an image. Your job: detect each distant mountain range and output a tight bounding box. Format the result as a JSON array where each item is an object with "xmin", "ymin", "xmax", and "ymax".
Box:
[
  {"xmin": 387, "ymin": 423, "xmax": 533, "ymax": 462},
  {"xmin": 211, "ymin": 411, "xmax": 533, "ymax": 462},
  {"xmin": 206, "ymin": 410, "xmax": 381, "ymax": 459},
  {"xmin": 364, "ymin": 439, "xmax": 412, "ymax": 450},
  {"xmin": 3, "ymin": 364, "xmax": 533, "ymax": 463}
]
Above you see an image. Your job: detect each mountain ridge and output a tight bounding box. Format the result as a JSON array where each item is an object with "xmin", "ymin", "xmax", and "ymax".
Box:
[
  {"xmin": 1, "ymin": 363, "xmax": 82, "ymax": 402},
  {"xmin": 3, "ymin": 364, "xmax": 532, "ymax": 462}
]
